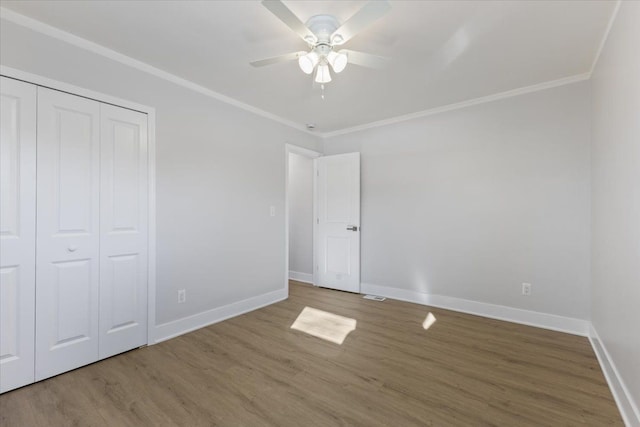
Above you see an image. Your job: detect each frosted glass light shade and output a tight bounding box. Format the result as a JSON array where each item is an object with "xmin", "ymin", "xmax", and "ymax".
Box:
[
  {"xmin": 327, "ymin": 51, "xmax": 348, "ymax": 73},
  {"xmin": 315, "ymin": 64, "xmax": 332, "ymax": 83},
  {"xmin": 298, "ymin": 52, "xmax": 319, "ymax": 74}
]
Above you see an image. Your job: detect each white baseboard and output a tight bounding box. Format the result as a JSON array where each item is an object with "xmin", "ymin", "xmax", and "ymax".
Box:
[
  {"xmin": 589, "ymin": 324, "xmax": 640, "ymax": 427},
  {"xmin": 154, "ymin": 288, "xmax": 287, "ymax": 343},
  {"xmin": 360, "ymin": 283, "xmax": 589, "ymax": 336},
  {"xmin": 289, "ymin": 270, "xmax": 313, "ymax": 284}
]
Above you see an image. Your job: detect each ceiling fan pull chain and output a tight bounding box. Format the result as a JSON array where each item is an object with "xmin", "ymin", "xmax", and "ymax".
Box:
[{"xmin": 321, "ymin": 84, "xmax": 325, "ymax": 100}]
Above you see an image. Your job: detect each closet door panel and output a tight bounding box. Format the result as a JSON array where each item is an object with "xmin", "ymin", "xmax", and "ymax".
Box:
[
  {"xmin": 35, "ymin": 87, "xmax": 100, "ymax": 381},
  {"xmin": 99, "ymin": 104, "xmax": 148, "ymax": 359},
  {"xmin": 0, "ymin": 77, "xmax": 37, "ymax": 393}
]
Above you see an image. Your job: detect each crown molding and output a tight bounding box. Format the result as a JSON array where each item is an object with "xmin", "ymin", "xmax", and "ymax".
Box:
[
  {"xmin": 0, "ymin": 7, "xmax": 314, "ymax": 136},
  {"xmin": 1, "ymin": 6, "xmax": 604, "ymax": 140},
  {"xmin": 589, "ymin": 0, "xmax": 622, "ymax": 78},
  {"xmin": 320, "ymin": 73, "xmax": 591, "ymax": 138}
]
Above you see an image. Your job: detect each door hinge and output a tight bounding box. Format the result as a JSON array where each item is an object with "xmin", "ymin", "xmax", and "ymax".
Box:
[{"xmin": 317, "ymin": 218, "xmax": 319, "ymax": 224}]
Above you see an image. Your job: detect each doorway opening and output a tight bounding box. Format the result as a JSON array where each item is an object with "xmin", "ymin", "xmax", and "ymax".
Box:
[{"xmin": 285, "ymin": 145, "xmax": 321, "ymax": 294}]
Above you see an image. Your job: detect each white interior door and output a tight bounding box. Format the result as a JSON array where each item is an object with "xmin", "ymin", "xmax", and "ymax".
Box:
[
  {"xmin": 0, "ymin": 77, "xmax": 37, "ymax": 392},
  {"xmin": 35, "ymin": 87, "xmax": 101, "ymax": 381},
  {"xmin": 315, "ymin": 153, "xmax": 360, "ymax": 293},
  {"xmin": 99, "ymin": 104, "xmax": 148, "ymax": 359}
]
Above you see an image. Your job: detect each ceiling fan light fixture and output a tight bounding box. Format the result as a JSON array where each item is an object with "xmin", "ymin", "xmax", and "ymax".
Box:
[
  {"xmin": 252, "ymin": 1, "xmax": 392, "ymax": 86},
  {"xmin": 315, "ymin": 63, "xmax": 332, "ymax": 83},
  {"xmin": 327, "ymin": 50, "xmax": 348, "ymax": 73},
  {"xmin": 299, "ymin": 51, "xmax": 319, "ymax": 74}
]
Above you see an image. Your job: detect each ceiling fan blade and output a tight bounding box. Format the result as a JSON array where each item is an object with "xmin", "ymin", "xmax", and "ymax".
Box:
[
  {"xmin": 262, "ymin": 0, "xmax": 317, "ymax": 44},
  {"xmin": 331, "ymin": 0, "xmax": 391, "ymax": 45},
  {"xmin": 342, "ymin": 49, "xmax": 390, "ymax": 69},
  {"xmin": 250, "ymin": 51, "xmax": 306, "ymax": 67}
]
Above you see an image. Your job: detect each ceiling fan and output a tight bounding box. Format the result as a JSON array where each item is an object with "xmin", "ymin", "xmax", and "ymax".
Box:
[{"xmin": 250, "ymin": 0, "xmax": 391, "ymax": 84}]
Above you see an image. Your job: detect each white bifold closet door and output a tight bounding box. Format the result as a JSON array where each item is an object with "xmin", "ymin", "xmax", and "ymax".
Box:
[
  {"xmin": 35, "ymin": 87, "xmax": 101, "ymax": 381},
  {"xmin": 99, "ymin": 104, "xmax": 148, "ymax": 360},
  {"xmin": 0, "ymin": 77, "xmax": 37, "ymax": 393},
  {"xmin": 35, "ymin": 87, "xmax": 148, "ymax": 381}
]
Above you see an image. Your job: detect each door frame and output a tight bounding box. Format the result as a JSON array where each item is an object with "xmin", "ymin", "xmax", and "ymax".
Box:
[
  {"xmin": 0, "ymin": 65, "xmax": 158, "ymax": 345},
  {"xmin": 284, "ymin": 144, "xmax": 321, "ymax": 295}
]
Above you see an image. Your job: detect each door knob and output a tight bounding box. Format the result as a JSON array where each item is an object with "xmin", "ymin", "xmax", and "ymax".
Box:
[
  {"xmin": 67, "ymin": 245, "xmax": 79, "ymax": 252},
  {"xmin": 346, "ymin": 226, "xmax": 358, "ymax": 231}
]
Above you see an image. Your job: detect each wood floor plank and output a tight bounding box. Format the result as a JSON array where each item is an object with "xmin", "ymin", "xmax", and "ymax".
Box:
[{"xmin": 0, "ymin": 281, "xmax": 623, "ymax": 426}]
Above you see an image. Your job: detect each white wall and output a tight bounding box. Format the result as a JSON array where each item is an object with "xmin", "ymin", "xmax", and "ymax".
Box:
[
  {"xmin": 324, "ymin": 82, "xmax": 591, "ymax": 321},
  {"xmin": 288, "ymin": 153, "xmax": 314, "ymax": 278},
  {"xmin": 0, "ymin": 19, "xmax": 321, "ymax": 327},
  {"xmin": 590, "ymin": 1, "xmax": 640, "ymax": 422}
]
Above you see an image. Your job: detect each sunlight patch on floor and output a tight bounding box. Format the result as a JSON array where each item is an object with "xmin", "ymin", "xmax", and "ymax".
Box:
[
  {"xmin": 291, "ymin": 307, "xmax": 357, "ymax": 345},
  {"xmin": 422, "ymin": 312, "xmax": 437, "ymax": 330}
]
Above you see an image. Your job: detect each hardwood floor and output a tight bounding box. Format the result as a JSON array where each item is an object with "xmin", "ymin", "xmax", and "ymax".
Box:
[{"xmin": 0, "ymin": 281, "xmax": 622, "ymax": 426}]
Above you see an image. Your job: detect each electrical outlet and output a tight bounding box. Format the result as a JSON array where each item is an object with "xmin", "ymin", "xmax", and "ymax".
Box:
[
  {"xmin": 522, "ymin": 283, "xmax": 532, "ymax": 296},
  {"xmin": 270, "ymin": 206, "xmax": 276, "ymax": 217},
  {"xmin": 178, "ymin": 289, "xmax": 186, "ymax": 303}
]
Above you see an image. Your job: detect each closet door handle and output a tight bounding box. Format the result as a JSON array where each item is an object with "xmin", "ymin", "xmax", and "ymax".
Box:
[
  {"xmin": 346, "ymin": 226, "xmax": 358, "ymax": 232},
  {"xmin": 67, "ymin": 245, "xmax": 79, "ymax": 252}
]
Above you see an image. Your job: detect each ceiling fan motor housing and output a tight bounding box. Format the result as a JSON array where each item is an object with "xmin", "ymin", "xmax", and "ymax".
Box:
[{"xmin": 306, "ymin": 15, "xmax": 342, "ymax": 46}]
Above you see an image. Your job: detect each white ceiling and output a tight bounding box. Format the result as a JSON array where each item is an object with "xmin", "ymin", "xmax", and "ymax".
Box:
[{"xmin": 1, "ymin": 0, "xmax": 616, "ymax": 133}]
